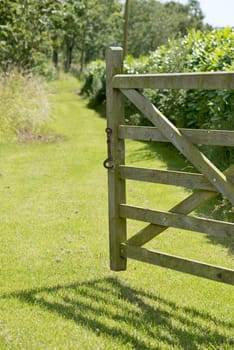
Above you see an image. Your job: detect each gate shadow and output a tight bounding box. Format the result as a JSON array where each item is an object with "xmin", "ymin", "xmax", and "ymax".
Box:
[{"xmin": 3, "ymin": 277, "xmax": 233, "ymax": 349}]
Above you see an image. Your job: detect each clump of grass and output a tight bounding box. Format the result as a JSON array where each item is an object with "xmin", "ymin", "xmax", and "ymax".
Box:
[{"xmin": 0, "ymin": 70, "xmax": 50, "ymax": 142}]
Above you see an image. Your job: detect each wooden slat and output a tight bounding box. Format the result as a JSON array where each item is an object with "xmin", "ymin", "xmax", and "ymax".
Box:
[
  {"xmin": 120, "ymin": 204, "xmax": 234, "ymax": 239},
  {"xmin": 119, "ymin": 166, "xmax": 218, "ymax": 191},
  {"xmin": 113, "ymin": 72, "xmax": 234, "ymax": 89},
  {"xmin": 106, "ymin": 47, "xmax": 127, "ymax": 271},
  {"xmin": 119, "ymin": 125, "xmax": 234, "ymax": 146},
  {"xmin": 121, "ymin": 89, "xmax": 234, "ymax": 205},
  {"xmin": 127, "ymin": 190, "xmax": 218, "ymax": 246},
  {"xmin": 126, "ymin": 166, "xmax": 234, "ymax": 246},
  {"xmin": 120, "ymin": 244, "xmax": 234, "ymax": 285}
]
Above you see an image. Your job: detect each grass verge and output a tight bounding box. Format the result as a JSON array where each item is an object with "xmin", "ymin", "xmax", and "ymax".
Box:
[{"xmin": 0, "ymin": 71, "xmax": 50, "ymax": 142}]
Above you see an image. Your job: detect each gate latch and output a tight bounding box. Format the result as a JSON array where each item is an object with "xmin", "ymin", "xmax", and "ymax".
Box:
[{"xmin": 103, "ymin": 128, "xmax": 113, "ymax": 169}]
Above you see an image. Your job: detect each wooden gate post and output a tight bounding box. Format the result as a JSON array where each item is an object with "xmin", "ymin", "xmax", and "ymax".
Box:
[{"xmin": 106, "ymin": 47, "xmax": 127, "ymax": 271}]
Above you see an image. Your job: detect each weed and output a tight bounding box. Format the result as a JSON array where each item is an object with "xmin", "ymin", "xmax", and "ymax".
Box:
[{"xmin": 0, "ymin": 70, "xmax": 50, "ymax": 142}]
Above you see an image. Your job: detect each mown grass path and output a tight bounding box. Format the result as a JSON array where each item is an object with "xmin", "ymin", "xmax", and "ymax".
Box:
[{"xmin": 0, "ymin": 76, "xmax": 233, "ymax": 349}]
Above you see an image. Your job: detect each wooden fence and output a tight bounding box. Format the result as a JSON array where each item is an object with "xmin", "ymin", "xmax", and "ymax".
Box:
[{"xmin": 105, "ymin": 47, "xmax": 234, "ymax": 285}]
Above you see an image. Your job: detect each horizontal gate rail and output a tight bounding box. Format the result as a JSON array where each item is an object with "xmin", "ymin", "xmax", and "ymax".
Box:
[
  {"xmin": 127, "ymin": 190, "xmax": 218, "ymax": 246},
  {"xmin": 120, "ymin": 204, "xmax": 234, "ymax": 239},
  {"xmin": 119, "ymin": 125, "xmax": 234, "ymax": 146},
  {"xmin": 120, "ymin": 244, "xmax": 234, "ymax": 285},
  {"xmin": 113, "ymin": 71, "xmax": 234, "ymax": 89},
  {"xmin": 119, "ymin": 166, "xmax": 234, "ymax": 191}
]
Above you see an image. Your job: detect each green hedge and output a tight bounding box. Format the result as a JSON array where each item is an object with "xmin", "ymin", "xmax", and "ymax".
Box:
[
  {"xmin": 80, "ymin": 60, "xmax": 106, "ymax": 107},
  {"xmin": 81, "ymin": 27, "xmax": 234, "ymax": 169}
]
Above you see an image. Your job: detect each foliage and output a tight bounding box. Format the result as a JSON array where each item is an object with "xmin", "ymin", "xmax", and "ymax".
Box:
[
  {"xmin": 82, "ymin": 27, "xmax": 234, "ymax": 169},
  {"xmin": 0, "ymin": 0, "xmax": 54, "ymax": 71},
  {"xmin": 0, "ymin": 0, "xmax": 123, "ymax": 73},
  {"xmin": 127, "ymin": 0, "xmax": 210, "ymax": 57},
  {"xmin": 0, "ymin": 71, "xmax": 50, "ymax": 141},
  {"xmin": 144, "ymin": 27, "xmax": 234, "ymax": 169},
  {"xmin": 32, "ymin": 60, "xmax": 59, "ymax": 81},
  {"xmin": 77, "ymin": 0, "xmax": 123, "ymax": 68},
  {"xmin": 0, "ymin": 0, "xmax": 210, "ymax": 74},
  {"xmin": 80, "ymin": 60, "xmax": 106, "ymax": 106}
]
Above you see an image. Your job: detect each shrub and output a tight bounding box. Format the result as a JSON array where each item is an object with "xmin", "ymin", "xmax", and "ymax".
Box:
[
  {"xmin": 82, "ymin": 28, "xmax": 234, "ymax": 168},
  {"xmin": 32, "ymin": 60, "xmax": 58, "ymax": 81},
  {"xmin": 80, "ymin": 60, "xmax": 106, "ymax": 106},
  {"xmin": 144, "ymin": 28, "xmax": 234, "ymax": 169},
  {"xmin": 0, "ymin": 70, "xmax": 50, "ymax": 142}
]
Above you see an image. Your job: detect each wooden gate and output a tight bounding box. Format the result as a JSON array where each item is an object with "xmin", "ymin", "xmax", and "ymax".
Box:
[{"xmin": 105, "ymin": 47, "xmax": 234, "ymax": 285}]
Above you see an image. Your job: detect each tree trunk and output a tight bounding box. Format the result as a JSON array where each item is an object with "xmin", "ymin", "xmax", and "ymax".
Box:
[
  {"xmin": 64, "ymin": 42, "xmax": 73, "ymax": 72},
  {"xmin": 123, "ymin": 0, "xmax": 130, "ymax": 58},
  {"xmin": 80, "ymin": 48, "xmax": 85, "ymax": 73},
  {"xmin": 80, "ymin": 28, "xmax": 86, "ymax": 73},
  {"xmin": 52, "ymin": 47, "xmax": 58, "ymax": 68}
]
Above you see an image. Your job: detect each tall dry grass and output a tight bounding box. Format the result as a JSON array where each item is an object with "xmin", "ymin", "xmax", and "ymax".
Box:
[{"xmin": 0, "ymin": 70, "xmax": 50, "ymax": 142}]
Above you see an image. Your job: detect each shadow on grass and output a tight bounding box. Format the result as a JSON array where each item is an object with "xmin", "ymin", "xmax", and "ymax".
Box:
[
  {"xmin": 125, "ymin": 139, "xmax": 195, "ymax": 173},
  {"xmin": 142, "ymin": 142, "xmax": 195, "ymax": 172},
  {"xmin": 85, "ymin": 99, "xmax": 106, "ymax": 119},
  {"xmin": 195, "ymin": 196, "xmax": 234, "ymax": 256},
  {"xmin": 3, "ymin": 277, "xmax": 233, "ymax": 349}
]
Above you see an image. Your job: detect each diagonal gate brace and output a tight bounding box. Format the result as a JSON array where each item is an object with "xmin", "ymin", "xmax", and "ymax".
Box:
[
  {"xmin": 121, "ymin": 89, "xmax": 234, "ymax": 205},
  {"xmin": 127, "ymin": 166, "xmax": 234, "ymax": 246}
]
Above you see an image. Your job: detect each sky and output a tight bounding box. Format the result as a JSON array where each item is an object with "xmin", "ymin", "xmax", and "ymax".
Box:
[{"xmin": 165, "ymin": 0, "xmax": 234, "ymax": 28}]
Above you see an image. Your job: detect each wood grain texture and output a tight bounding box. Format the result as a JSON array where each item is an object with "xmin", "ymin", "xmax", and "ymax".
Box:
[
  {"xmin": 106, "ymin": 47, "xmax": 127, "ymax": 271},
  {"xmin": 121, "ymin": 243, "xmax": 234, "ymax": 285},
  {"xmin": 119, "ymin": 125, "xmax": 234, "ymax": 146},
  {"xmin": 119, "ymin": 166, "xmax": 218, "ymax": 190},
  {"xmin": 126, "ymin": 166, "xmax": 234, "ymax": 246},
  {"xmin": 113, "ymin": 71, "xmax": 234, "ymax": 89},
  {"xmin": 120, "ymin": 204, "xmax": 234, "ymax": 239},
  {"xmin": 127, "ymin": 190, "xmax": 218, "ymax": 246}
]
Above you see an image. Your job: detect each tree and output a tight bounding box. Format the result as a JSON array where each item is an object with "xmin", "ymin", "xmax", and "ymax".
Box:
[
  {"xmin": 61, "ymin": 0, "xmax": 86, "ymax": 72},
  {"xmin": 164, "ymin": 0, "xmax": 209, "ymax": 35},
  {"xmin": 77, "ymin": 0, "xmax": 123, "ymax": 71},
  {"xmin": 0, "ymin": 0, "xmax": 210, "ymax": 73},
  {"xmin": 127, "ymin": 0, "xmax": 210, "ymax": 57},
  {"xmin": 123, "ymin": 0, "xmax": 130, "ymax": 58},
  {"xmin": 0, "ymin": 0, "xmax": 60, "ymax": 70},
  {"xmin": 0, "ymin": 0, "xmax": 123, "ymax": 72},
  {"xmin": 54, "ymin": 0, "xmax": 123, "ymax": 72}
]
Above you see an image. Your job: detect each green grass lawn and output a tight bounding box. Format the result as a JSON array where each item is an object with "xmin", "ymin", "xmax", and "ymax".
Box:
[{"xmin": 0, "ymin": 75, "xmax": 233, "ymax": 350}]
